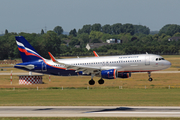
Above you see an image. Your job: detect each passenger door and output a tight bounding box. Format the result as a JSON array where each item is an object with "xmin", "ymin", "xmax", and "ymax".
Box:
[{"xmin": 145, "ymin": 56, "xmax": 150, "ymax": 65}]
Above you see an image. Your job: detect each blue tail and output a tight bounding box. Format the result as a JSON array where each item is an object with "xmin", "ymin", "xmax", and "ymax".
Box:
[{"xmin": 15, "ymin": 36, "xmax": 44, "ymax": 63}]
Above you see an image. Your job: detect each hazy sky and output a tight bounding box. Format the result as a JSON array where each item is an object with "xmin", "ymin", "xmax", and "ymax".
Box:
[{"xmin": 0, "ymin": 0, "xmax": 180, "ymax": 33}]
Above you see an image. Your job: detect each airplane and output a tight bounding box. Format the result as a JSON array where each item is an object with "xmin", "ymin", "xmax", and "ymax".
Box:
[{"xmin": 14, "ymin": 36, "xmax": 171, "ymax": 85}]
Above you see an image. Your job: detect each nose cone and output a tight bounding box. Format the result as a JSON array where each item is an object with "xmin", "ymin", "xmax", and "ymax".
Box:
[{"xmin": 164, "ymin": 60, "xmax": 171, "ymax": 68}]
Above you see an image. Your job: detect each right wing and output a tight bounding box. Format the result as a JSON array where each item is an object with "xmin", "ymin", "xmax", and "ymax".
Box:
[
  {"xmin": 48, "ymin": 52, "xmax": 122, "ymax": 75},
  {"xmin": 48, "ymin": 52, "xmax": 101, "ymax": 74}
]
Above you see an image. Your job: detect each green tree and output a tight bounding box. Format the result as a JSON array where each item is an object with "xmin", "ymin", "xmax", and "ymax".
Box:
[
  {"xmin": 81, "ymin": 24, "xmax": 92, "ymax": 34},
  {"xmin": 91, "ymin": 23, "xmax": 101, "ymax": 31},
  {"xmin": 53, "ymin": 26, "xmax": 63, "ymax": 35},
  {"xmin": 78, "ymin": 33, "xmax": 89, "ymax": 44},
  {"xmin": 122, "ymin": 23, "xmax": 135, "ymax": 35},
  {"xmin": 40, "ymin": 31, "xmax": 61, "ymax": 57},
  {"xmin": 111, "ymin": 23, "xmax": 123, "ymax": 34},
  {"xmin": 134, "ymin": 25, "xmax": 150, "ymax": 35},
  {"xmin": 69, "ymin": 28, "xmax": 77, "ymax": 37},
  {"xmin": 41, "ymin": 29, "xmax": 44, "ymax": 35},
  {"xmin": 5, "ymin": 29, "xmax": 8, "ymax": 35},
  {"xmin": 89, "ymin": 31, "xmax": 103, "ymax": 41},
  {"xmin": 173, "ymin": 32, "xmax": 180, "ymax": 37},
  {"xmin": 101, "ymin": 33, "xmax": 112, "ymax": 42},
  {"xmin": 166, "ymin": 24, "xmax": 180, "ymax": 36},
  {"xmin": 69, "ymin": 37, "xmax": 80, "ymax": 47},
  {"xmin": 159, "ymin": 24, "xmax": 172, "ymax": 35},
  {"xmin": 102, "ymin": 24, "xmax": 112, "ymax": 34}
]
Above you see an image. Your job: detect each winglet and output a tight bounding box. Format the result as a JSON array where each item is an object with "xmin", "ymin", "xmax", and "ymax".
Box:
[
  {"xmin": 93, "ymin": 51, "xmax": 99, "ymax": 57},
  {"xmin": 48, "ymin": 52, "xmax": 57, "ymax": 62}
]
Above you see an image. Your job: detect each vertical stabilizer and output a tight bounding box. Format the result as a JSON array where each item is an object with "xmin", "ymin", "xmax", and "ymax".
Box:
[{"xmin": 15, "ymin": 36, "xmax": 44, "ymax": 62}]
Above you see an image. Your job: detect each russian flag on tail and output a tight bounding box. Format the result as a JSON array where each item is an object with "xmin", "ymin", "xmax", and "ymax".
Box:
[{"xmin": 15, "ymin": 36, "xmax": 44, "ymax": 63}]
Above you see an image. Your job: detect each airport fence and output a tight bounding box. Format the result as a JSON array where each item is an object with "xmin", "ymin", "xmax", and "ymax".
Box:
[{"xmin": 1, "ymin": 85, "xmax": 180, "ymax": 91}]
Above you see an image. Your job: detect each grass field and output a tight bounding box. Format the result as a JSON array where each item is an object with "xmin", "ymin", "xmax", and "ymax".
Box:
[
  {"xmin": 0, "ymin": 89, "xmax": 180, "ymax": 106},
  {"xmin": 0, "ymin": 117, "xmax": 180, "ymax": 120},
  {"xmin": 0, "ymin": 72, "xmax": 180, "ymax": 89}
]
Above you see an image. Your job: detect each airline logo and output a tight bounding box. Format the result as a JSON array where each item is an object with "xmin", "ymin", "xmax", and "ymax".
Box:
[{"xmin": 16, "ymin": 40, "xmax": 42, "ymax": 59}]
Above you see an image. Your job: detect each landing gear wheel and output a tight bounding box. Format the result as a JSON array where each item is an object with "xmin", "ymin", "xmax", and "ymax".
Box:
[
  {"xmin": 148, "ymin": 72, "xmax": 153, "ymax": 82},
  {"xmin": 98, "ymin": 79, "xmax": 104, "ymax": 85},
  {"xmin": 89, "ymin": 79, "xmax": 95, "ymax": 85},
  {"xmin": 148, "ymin": 78, "xmax": 153, "ymax": 82}
]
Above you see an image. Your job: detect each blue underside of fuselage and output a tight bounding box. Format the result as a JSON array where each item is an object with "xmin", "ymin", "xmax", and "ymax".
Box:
[{"xmin": 14, "ymin": 64, "xmax": 84, "ymax": 76}]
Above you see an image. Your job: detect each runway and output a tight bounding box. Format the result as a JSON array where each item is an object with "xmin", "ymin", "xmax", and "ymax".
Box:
[{"xmin": 0, "ymin": 106, "xmax": 180, "ymax": 117}]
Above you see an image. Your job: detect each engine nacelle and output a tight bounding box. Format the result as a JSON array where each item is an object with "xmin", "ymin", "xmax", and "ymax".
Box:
[
  {"xmin": 101, "ymin": 69, "xmax": 117, "ymax": 79},
  {"xmin": 117, "ymin": 72, "xmax": 131, "ymax": 78}
]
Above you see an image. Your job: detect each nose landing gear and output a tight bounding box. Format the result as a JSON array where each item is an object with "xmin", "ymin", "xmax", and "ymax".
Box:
[{"xmin": 148, "ymin": 72, "xmax": 153, "ymax": 82}]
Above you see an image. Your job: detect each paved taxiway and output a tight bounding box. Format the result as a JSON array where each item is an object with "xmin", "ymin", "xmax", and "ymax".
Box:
[{"xmin": 0, "ymin": 106, "xmax": 180, "ymax": 117}]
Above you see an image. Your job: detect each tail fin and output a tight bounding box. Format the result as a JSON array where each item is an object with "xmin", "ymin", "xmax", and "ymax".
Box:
[{"xmin": 15, "ymin": 36, "xmax": 44, "ymax": 63}]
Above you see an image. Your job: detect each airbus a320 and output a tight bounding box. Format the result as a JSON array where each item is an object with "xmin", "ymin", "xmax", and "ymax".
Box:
[{"xmin": 14, "ymin": 36, "xmax": 171, "ymax": 85}]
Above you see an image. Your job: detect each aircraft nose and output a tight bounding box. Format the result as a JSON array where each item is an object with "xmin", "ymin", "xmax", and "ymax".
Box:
[{"xmin": 165, "ymin": 61, "xmax": 171, "ymax": 68}]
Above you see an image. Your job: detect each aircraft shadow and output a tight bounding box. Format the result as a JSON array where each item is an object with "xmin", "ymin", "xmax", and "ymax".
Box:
[{"xmin": 89, "ymin": 107, "xmax": 180, "ymax": 112}]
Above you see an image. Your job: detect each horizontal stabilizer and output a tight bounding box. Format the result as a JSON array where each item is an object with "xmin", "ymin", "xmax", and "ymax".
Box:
[{"xmin": 14, "ymin": 64, "xmax": 35, "ymax": 70}]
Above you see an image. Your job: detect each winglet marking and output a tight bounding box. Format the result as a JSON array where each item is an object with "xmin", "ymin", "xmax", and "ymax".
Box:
[
  {"xmin": 93, "ymin": 51, "xmax": 99, "ymax": 57},
  {"xmin": 48, "ymin": 52, "xmax": 57, "ymax": 62}
]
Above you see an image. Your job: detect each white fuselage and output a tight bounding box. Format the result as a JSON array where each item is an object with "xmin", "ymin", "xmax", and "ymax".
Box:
[{"xmin": 45, "ymin": 54, "xmax": 171, "ymax": 73}]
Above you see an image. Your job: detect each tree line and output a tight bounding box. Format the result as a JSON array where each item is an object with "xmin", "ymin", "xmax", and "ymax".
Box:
[{"xmin": 0, "ymin": 23, "xmax": 180, "ymax": 60}]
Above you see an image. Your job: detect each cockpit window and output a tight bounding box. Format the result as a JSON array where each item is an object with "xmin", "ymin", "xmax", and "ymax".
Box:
[
  {"xmin": 156, "ymin": 58, "xmax": 165, "ymax": 61},
  {"xmin": 159, "ymin": 58, "xmax": 165, "ymax": 60}
]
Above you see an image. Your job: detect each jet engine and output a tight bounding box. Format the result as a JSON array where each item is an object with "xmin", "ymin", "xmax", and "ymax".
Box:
[
  {"xmin": 117, "ymin": 72, "xmax": 131, "ymax": 78},
  {"xmin": 101, "ymin": 69, "xmax": 117, "ymax": 79}
]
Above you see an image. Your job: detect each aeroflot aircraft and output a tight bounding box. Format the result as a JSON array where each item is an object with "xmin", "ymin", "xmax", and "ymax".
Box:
[{"xmin": 14, "ymin": 36, "xmax": 171, "ymax": 85}]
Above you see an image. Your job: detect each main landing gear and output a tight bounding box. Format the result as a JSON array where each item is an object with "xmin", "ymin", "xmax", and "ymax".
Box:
[
  {"xmin": 98, "ymin": 78, "xmax": 104, "ymax": 85},
  {"xmin": 148, "ymin": 72, "xmax": 153, "ymax": 82},
  {"xmin": 89, "ymin": 78, "xmax": 105, "ymax": 85},
  {"xmin": 89, "ymin": 79, "xmax": 95, "ymax": 85},
  {"xmin": 88, "ymin": 73, "xmax": 105, "ymax": 85}
]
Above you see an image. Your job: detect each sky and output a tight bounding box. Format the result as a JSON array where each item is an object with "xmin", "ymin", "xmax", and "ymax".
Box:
[{"xmin": 0, "ymin": 0, "xmax": 180, "ymax": 34}]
